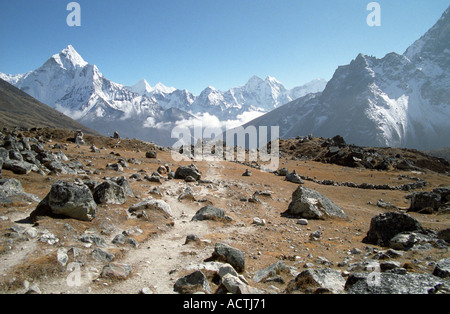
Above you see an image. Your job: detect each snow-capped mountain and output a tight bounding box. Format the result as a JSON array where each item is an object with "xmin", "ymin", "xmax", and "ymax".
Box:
[
  {"xmin": 1, "ymin": 44, "xmax": 326, "ymax": 147},
  {"xmin": 243, "ymin": 6, "xmax": 450, "ymax": 150},
  {"xmin": 0, "ymin": 45, "xmax": 195, "ymax": 146},
  {"xmin": 157, "ymin": 75, "xmax": 327, "ymax": 120}
]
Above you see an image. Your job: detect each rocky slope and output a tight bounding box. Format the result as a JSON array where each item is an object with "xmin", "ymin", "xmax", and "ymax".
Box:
[{"xmin": 0, "ymin": 126, "xmax": 449, "ymax": 295}]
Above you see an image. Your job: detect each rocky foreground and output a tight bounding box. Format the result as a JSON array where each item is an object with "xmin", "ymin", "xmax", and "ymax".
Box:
[{"xmin": 0, "ymin": 127, "xmax": 449, "ymax": 294}]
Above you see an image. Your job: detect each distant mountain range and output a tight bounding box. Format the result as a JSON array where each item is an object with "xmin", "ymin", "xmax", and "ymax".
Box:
[
  {"xmin": 0, "ymin": 46, "xmax": 325, "ymax": 146},
  {"xmin": 243, "ymin": 6, "xmax": 450, "ymax": 150}
]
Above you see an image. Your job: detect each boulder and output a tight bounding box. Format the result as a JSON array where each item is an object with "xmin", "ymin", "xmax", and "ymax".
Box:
[
  {"xmin": 175, "ymin": 164, "xmax": 201, "ymax": 181},
  {"xmin": 100, "ymin": 263, "xmax": 132, "ymax": 280},
  {"xmin": 253, "ymin": 261, "xmax": 298, "ymax": 283},
  {"xmin": 433, "ymin": 258, "xmax": 450, "ymax": 278},
  {"xmin": 93, "ymin": 180, "xmax": 127, "ymax": 205},
  {"xmin": 345, "ymin": 272, "xmax": 446, "ymax": 294},
  {"xmin": 220, "ymin": 273, "xmax": 261, "ymax": 294},
  {"xmin": 2, "ymin": 159, "xmax": 35, "ymax": 174},
  {"xmin": 410, "ymin": 191, "xmax": 441, "ymax": 212},
  {"xmin": 275, "ymin": 167, "xmax": 289, "ymax": 176},
  {"xmin": 388, "ymin": 231, "xmax": 437, "ymax": 251},
  {"xmin": 145, "ymin": 150, "xmax": 157, "ymax": 158},
  {"xmin": 409, "ymin": 187, "xmax": 450, "ymax": 213},
  {"xmin": 174, "ymin": 271, "xmax": 211, "ymax": 294},
  {"xmin": 192, "ymin": 205, "xmax": 225, "ymax": 221},
  {"xmin": 205, "ymin": 243, "xmax": 245, "ymax": 273},
  {"xmin": 285, "ymin": 171, "xmax": 304, "ymax": 184},
  {"xmin": 283, "ymin": 186, "xmax": 346, "ymax": 219},
  {"xmin": 30, "ymin": 181, "xmax": 97, "ymax": 221},
  {"xmin": 363, "ymin": 212, "xmax": 424, "ymax": 247},
  {"xmin": 110, "ymin": 176, "xmax": 134, "ymax": 197},
  {"xmin": 0, "ymin": 178, "xmax": 41, "ymax": 204},
  {"xmin": 286, "ymin": 268, "xmax": 346, "ymax": 294},
  {"xmin": 437, "ymin": 228, "xmax": 450, "ymax": 243},
  {"xmin": 128, "ymin": 198, "xmax": 173, "ymax": 219}
]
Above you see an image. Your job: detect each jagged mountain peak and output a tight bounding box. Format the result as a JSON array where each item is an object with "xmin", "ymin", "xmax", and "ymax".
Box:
[
  {"xmin": 404, "ymin": 5, "xmax": 450, "ymax": 62},
  {"xmin": 51, "ymin": 45, "xmax": 88, "ymax": 69}
]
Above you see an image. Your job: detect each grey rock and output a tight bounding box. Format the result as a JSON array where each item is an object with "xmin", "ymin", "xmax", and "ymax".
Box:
[
  {"xmin": 110, "ymin": 176, "xmax": 134, "ymax": 197},
  {"xmin": 145, "ymin": 150, "xmax": 157, "ymax": 158},
  {"xmin": 220, "ymin": 273, "xmax": 260, "ymax": 294},
  {"xmin": 253, "ymin": 261, "xmax": 297, "ymax": 283},
  {"xmin": 252, "ymin": 217, "xmax": 266, "ymax": 226},
  {"xmin": 283, "ymin": 186, "xmax": 346, "ymax": 219},
  {"xmin": 129, "ymin": 198, "xmax": 173, "ymax": 219},
  {"xmin": 286, "ymin": 268, "xmax": 346, "ymax": 294},
  {"xmin": 185, "ymin": 234, "xmax": 200, "ymax": 245},
  {"xmin": 363, "ymin": 212, "xmax": 424, "ymax": 247},
  {"xmin": 112, "ymin": 233, "xmax": 126, "ymax": 245},
  {"xmin": 175, "ymin": 164, "xmax": 201, "ymax": 181},
  {"xmin": 80, "ymin": 234, "xmax": 107, "ymax": 247},
  {"xmin": 410, "ymin": 191, "xmax": 441, "ymax": 212},
  {"xmin": 174, "ymin": 270, "xmax": 211, "ymax": 294},
  {"xmin": 380, "ymin": 261, "xmax": 402, "ymax": 272},
  {"xmin": 309, "ymin": 230, "xmax": 322, "ymax": 241},
  {"xmin": 0, "ymin": 147, "xmax": 9, "ymax": 161},
  {"xmin": 93, "ymin": 180, "xmax": 127, "ymax": 205},
  {"xmin": 205, "ymin": 243, "xmax": 245, "ymax": 273},
  {"xmin": 91, "ymin": 248, "xmax": 115, "ymax": 262},
  {"xmin": 388, "ymin": 231, "xmax": 436, "ymax": 251},
  {"xmin": 297, "ymin": 218, "xmax": 308, "ymax": 225},
  {"xmin": 2, "ymin": 159, "xmax": 34, "ymax": 174},
  {"xmin": 345, "ymin": 272, "xmax": 446, "ymax": 294},
  {"xmin": 57, "ymin": 248, "xmax": 68, "ymax": 266},
  {"xmin": 100, "ymin": 263, "xmax": 132, "ymax": 280},
  {"xmin": 178, "ymin": 187, "xmax": 195, "ymax": 201},
  {"xmin": 218, "ymin": 264, "xmax": 239, "ymax": 279},
  {"xmin": 0, "ymin": 178, "xmax": 24, "ymax": 195},
  {"xmin": 276, "ymin": 167, "xmax": 289, "ymax": 176},
  {"xmin": 31, "ymin": 181, "xmax": 97, "ymax": 221},
  {"xmin": 285, "ymin": 171, "xmax": 304, "ymax": 184},
  {"xmin": 9, "ymin": 150, "xmax": 23, "ymax": 162},
  {"xmin": 433, "ymin": 258, "xmax": 450, "ymax": 278},
  {"xmin": 192, "ymin": 205, "xmax": 225, "ymax": 221},
  {"xmin": 105, "ymin": 163, "xmax": 123, "ymax": 172},
  {"xmin": 437, "ymin": 228, "xmax": 450, "ymax": 243}
]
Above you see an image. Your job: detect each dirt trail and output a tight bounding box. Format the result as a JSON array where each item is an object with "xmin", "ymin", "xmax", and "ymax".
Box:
[{"xmin": 93, "ymin": 161, "xmax": 227, "ymax": 294}]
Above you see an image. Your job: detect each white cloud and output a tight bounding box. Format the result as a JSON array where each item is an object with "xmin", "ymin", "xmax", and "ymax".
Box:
[{"xmin": 54, "ymin": 103, "xmax": 85, "ymax": 120}]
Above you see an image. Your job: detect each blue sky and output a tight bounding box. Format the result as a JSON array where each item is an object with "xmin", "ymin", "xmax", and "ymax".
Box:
[{"xmin": 0, "ymin": 0, "xmax": 448, "ymax": 95}]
